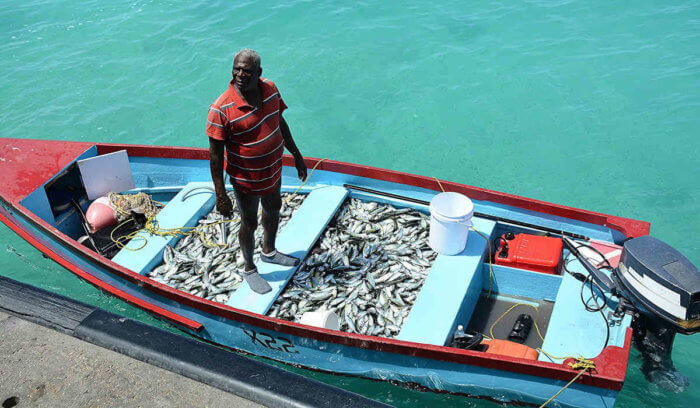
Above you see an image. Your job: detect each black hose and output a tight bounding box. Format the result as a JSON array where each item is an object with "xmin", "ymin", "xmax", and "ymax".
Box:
[
  {"xmin": 561, "ymin": 240, "xmax": 613, "ymax": 350},
  {"xmin": 492, "ymin": 236, "xmax": 508, "ymax": 259},
  {"xmin": 70, "ymin": 199, "xmax": 103, "ymax": 256},
  {"xmin": 579, "ymin": 269, "xmax": 611, "ymax": 350},
  {"xmin": 573, "ymin": 241, "xmax": 613, "ymax": 269},
  {"xmin": 581, "ymin": 273, "xmax": 608, "ymax": 313},
  {"xmin": 562, "ymin": 253, "xmax": 587, "ymax": 282}
]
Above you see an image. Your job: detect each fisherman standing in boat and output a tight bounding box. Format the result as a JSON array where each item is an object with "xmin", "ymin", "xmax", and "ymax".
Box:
[{"xmin": 206, "ymin": 49, "xmax": 307, "ymax": 294}]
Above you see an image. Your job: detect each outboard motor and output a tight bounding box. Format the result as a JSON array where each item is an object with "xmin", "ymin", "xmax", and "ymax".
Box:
[{"xmin": 564, "ymin": 236, "xmax": 700, "ymax": 392}]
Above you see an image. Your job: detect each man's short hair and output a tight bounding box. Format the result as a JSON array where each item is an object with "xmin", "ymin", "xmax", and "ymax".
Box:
[{"xmin": 234, "ymin": 48, "xmax": 261, "ymax": 69}]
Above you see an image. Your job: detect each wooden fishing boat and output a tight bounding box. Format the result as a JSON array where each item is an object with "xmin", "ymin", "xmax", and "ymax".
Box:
[{"xmin": 0, "ymin": 138, "xmax": 652, "ymax": 408}]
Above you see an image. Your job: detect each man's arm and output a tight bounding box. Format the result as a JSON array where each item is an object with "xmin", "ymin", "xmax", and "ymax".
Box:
[
  {"xmin": 279, "ymin": 116, "xmax": 307, "ymax": 180},
  {"xmin": 209, "ymin": 138, "xmax": 233, "ymax": 217}
]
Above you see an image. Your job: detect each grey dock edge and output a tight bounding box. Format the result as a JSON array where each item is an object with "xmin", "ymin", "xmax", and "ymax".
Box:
[{"xmin": 0, "ymin": 276, "xmax": 393, "ymax": 408}]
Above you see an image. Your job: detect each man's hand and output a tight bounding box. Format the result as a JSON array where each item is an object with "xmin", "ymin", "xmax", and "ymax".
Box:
[
  {"xmin": 216, "ymin": 193, "xmax": 233, "ymax": 218},
  {"xmin": 209, "ymin": 138, "xmax": 232, "ymax": 217},
  {"xmin": 294, "ymin": 155, "xmax": 308, "ymax": 181}
]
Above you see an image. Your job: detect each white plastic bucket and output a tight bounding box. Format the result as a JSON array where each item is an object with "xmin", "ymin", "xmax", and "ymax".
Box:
[
  {"xmin": 299, "ymin": 309, "xmax": 340, "ymax": 330},
  {"xmin": 429, "ymin": 192, "xmax": 474, "ymax": 255}
]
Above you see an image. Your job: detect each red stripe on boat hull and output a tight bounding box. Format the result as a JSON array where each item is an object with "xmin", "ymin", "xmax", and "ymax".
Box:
[
  {"xmin": 1, "ymin": 195, "xmax": 628, "ymax": 391},
  {"xmin": 0, "ymin": 210, "xmax": 203, "ymax": 332}
]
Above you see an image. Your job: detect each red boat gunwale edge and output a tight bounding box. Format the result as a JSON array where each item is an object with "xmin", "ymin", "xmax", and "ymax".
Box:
[
  {"xmin": 1, "ymin": 140, "xmax": 647, "ymax": 391},
  {"xmin": 96, "ymin": 142, "xmax": 651, "ymax": 239}
]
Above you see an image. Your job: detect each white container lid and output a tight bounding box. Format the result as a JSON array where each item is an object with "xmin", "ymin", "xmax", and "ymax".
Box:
[
  {"xmin": 299, "ymin": 310, "xmax": 340, "ymax": 331},
  {"xmin": 430, "ymin": 192, "xmax": 474, "ymax": 222}
]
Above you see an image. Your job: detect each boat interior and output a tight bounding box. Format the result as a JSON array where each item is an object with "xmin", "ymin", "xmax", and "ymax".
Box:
[{"xmin": 19, "ymin": 146, "xmax": 631, "ymax": 364}]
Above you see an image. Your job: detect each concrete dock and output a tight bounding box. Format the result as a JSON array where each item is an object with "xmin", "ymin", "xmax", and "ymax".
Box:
[
  {"xmin": 0, "ymin": 311, "xmax": 262, "ymax": 408},
  {"xmin": 0, "ymin": 276, "xmax": 392, "ymax": 408}
]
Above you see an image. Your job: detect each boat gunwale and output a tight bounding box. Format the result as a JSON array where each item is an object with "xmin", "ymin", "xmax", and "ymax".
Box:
[
  {"xmin": 0, "ymin": 140, "xmax": 643, "ymax": 391},
  {"xmin": 96, "ymin": 142, "xmax": 650, "ymax": 240}
]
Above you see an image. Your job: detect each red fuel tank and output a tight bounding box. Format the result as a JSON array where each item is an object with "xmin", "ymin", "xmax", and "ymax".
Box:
[{"xmin": 494, "ymin": 233, "xmax": 563, "ymax": 275}]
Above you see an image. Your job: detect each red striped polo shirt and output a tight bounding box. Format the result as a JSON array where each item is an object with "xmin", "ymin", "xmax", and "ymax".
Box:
[{"xmin": 206, "ymin": 78, "xmax": 288, "ymax": 195}]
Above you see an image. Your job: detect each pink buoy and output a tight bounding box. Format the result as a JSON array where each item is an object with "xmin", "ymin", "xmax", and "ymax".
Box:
[{"xmin": 85, "ymin": 196, "xmax": 117, "ymax": 233}]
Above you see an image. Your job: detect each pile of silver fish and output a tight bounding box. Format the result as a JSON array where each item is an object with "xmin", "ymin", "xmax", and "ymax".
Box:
[
  {"xmin": 268, "ymin": 198, "xmax": 437, "ymax": 338},
  {"xmin": 147, "ymin": 192, "xmax": 307, "ymax": 303}
]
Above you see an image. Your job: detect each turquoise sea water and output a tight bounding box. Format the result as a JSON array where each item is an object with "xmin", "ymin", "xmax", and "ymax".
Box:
[{"xmin": 1, "ymin": 1, "xmax": 698, "ymax": 406}]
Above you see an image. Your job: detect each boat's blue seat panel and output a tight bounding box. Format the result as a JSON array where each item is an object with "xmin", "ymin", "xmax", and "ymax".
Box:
[
  {"xmin": 397, "ymin": 218, "xmax": 496, "ymax": 346},
  {"xmin": 112, "ymin": 182, "xmax": 215, "ymax": 275},
  {"xmin": 226, "ymin": 185, "xmax": 348, "ymax": 314},
  {"xmin": 538, "ymin": 271, "xmax": 618, "ymax": 363},
  {"xmin": 484, "ymin": 264, "xmax": 562, "ymax": 302}
]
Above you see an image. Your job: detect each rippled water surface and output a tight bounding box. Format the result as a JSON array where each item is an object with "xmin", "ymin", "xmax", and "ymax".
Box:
[{"xmin": 1, "ymin": 1, "xmax": 699, "ymax": 407}]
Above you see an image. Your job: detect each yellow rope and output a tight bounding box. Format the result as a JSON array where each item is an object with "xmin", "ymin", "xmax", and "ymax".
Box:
[
  {"xmin": 483, "ymin": 303, "xmax": 595, "ymax": 408},
  {"xmin": 286, "ymin": 158, "xmax": 326, "ymax": 200},
  {"xmin": 482, "ymin": 282, "xmax": 599, "ymax": 407},
  {"xmin": 489, "ymin": 302, "xmax": 545, "ymax": 341},
  {"xmin": 434, "ymin": 175, "xmax": 598, "ymax": 407},
  {"xmin": 488, "ymin": 302, "xmax": 599, "ymax": 362},
  {"xmin": 483, "ymin": 301, "xmax": 595, "ymax": 408},
  {"xmin": 111, "ymin": 158, "xmax": 328, "ymax": 251},
  {"xmin": 433, "ymin": 176, "xmax": 445, "ymax": 193},
  {"xmin": 112, "ymin": 217, "xmax": 236, "ymax": 251},
  {"xmin": 486, "ymin": 301, "xmax": 596, "ymax": 406},
  {"xmin": 538, "ymin": 366, "xmax": 589, "ymax": 408}
]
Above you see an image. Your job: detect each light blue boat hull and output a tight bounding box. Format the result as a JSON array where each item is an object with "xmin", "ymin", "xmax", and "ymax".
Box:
[{"xmin": 1, "ymin": 150, "xmax": 633, "ymax": 408}]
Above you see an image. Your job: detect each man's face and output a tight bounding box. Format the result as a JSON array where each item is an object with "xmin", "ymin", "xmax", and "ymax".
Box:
[{"xmin": 232, "ymin": 55, "xmax": 261, "ymax": 92}]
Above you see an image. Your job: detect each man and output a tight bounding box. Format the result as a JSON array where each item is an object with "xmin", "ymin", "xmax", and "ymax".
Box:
[{"xmin": 206, "ymin": 49, "xmax": 307, "ymax": 294}]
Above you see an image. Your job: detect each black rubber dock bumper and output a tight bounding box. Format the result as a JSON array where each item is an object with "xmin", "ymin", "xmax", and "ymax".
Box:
[{"xmin": 0, "ymin": 276, "xmax": 393, "ymax": 408}]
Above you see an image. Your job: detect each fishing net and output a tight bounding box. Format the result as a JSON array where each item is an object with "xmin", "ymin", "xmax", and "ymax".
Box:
[{"xmin": 109, "ymin": 192, "xmax": 162, "ymax": 221}]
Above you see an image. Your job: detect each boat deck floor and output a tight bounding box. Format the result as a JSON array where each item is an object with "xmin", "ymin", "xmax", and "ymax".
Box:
[{"xmin": 467, "ymin": 293, "xmax": 554, "ymax": 350}]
